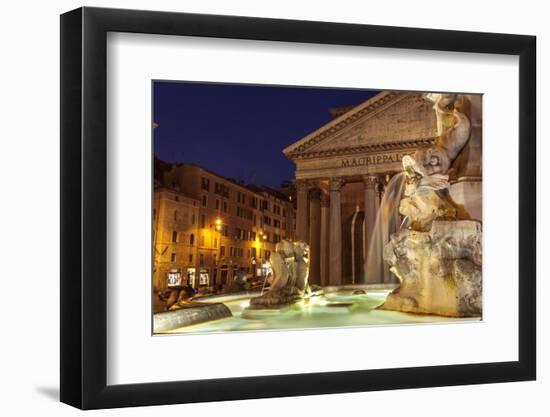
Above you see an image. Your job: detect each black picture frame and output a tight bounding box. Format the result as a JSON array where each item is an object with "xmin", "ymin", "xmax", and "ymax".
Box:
[{"xmin": 60, "ymin": 6, "xmax": 536, "ymax": 410}]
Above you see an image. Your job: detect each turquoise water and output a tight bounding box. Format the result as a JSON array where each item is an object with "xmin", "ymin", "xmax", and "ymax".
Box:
[{"xmin": 162, "ymin": 287, "xmax": 479, "ymax": 334}]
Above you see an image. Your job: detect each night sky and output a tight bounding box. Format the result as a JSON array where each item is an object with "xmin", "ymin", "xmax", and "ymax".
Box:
[{"xmin": 153, "ymin": 82, "xmax": 379, "ymax": 188}]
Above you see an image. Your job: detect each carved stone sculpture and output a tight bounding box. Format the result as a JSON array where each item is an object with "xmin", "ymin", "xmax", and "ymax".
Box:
[
  {"xmin": 248, "ymin": 240, "xmax": 311, "ymax": 309},
  {"xmin": 381, "ymin": 220, "xmax": 482, "ymax": 316},
  {"xmin": 412, "ymin": 94, "xmax": 472, "ymax": 177},
  {"xmin": 380, "ymin": 94, "xmax": 482, "ymax": 317}
]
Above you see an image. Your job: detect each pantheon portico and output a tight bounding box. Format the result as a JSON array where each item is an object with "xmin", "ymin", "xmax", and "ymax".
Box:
[{"xmin": 284, "ymin": 91, "xmax": 442, "ymax": 286}]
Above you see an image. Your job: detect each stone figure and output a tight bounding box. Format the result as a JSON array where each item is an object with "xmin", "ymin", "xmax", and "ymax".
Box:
[
  {"xmin": 412, "ymin": 94, "xmax": 472, "ymax": 177},
  {"xmin": 248, "ymin": 240, "xmax": 311, "ymax": 309},
  {"xmin": 268, "ymin": 240, "xmax": 295, "ymax": 291},
  {"xmin": 379, "ymin": 94, "xmax": 482, "ymax": 317},
  {"xmin": 293, "ymin": 241, "xmax": 309, "ymax": 294}
]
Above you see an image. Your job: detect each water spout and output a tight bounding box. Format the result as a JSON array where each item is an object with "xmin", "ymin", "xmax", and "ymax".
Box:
[{"xmin": 365, "ymin": 172, "xmax": 407, "ymax": 283}]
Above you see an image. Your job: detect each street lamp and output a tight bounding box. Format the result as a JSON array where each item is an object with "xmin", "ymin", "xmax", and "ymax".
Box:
[{"xmin": 210, "ymin": 217, "xmax": 224, "ymax": 292}]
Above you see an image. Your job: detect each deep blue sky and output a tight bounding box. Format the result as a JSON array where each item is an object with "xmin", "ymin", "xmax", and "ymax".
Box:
[{"xmin": 153, "ymin": 82, "xmax": 379, "ymax": 188}]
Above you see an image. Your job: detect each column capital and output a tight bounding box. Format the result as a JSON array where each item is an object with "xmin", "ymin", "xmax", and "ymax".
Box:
[
  {"xmin": 309, "ymin": 187, "xmax": 322, "ymax": 200},
  {"xmin": 328, "ymin": 177, "xmax": 345, "ymax": 192},
  {"xmin": 363, "ymin": 174, "xmax": 379, "ymax": 189},
  {"xmin": 295, "ymin": 180, "xmax": 311, "ymax": 192}
]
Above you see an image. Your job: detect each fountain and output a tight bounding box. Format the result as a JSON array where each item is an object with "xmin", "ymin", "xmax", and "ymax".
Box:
[
  {"xmin": 365, "ymin": 172, "xmax": 407, "ymax": 284},
  {"xmin": 246, "ymin": 240, "xmax": 318, "ymax": 310},
  {"xmin": 379, "ymin": 94, "xmax": 483, "ymax": 317},
  {"xmin": 153, "ymin": 93, "xmax": 483, "ymax": 335}
]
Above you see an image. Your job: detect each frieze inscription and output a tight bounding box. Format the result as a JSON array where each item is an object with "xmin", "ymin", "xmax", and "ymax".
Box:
[{"xmin": 341, "ymin": 152, "xmax": 413, "ymax": 168}]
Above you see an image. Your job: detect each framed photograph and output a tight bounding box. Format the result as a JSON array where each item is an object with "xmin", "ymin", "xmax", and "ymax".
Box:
[{"xmin": 60, "ymin": 6, "xmax": 536, "ymax": 409}]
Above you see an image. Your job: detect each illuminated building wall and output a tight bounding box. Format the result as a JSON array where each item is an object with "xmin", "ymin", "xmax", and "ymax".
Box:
[
  {"xmin": 153, "ymin": 187, "xmax": 200, "ymax": 292},
  {"xmin": 155, "ymin": 163, "xmax": 296, "ymax": 291}
]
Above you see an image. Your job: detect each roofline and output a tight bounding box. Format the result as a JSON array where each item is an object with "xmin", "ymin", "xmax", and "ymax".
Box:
[
  {"xmin": 282, "ymin": 91, "xmax": 411, "ymax": 158},
  {"xmin": 166, "ymin": 162, "xmax": 293, "ymax": 203}
]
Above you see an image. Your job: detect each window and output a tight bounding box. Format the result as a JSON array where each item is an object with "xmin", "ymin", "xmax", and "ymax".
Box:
[
  {"xmin": 170, "ymin": 253, "xmax": 176, "ymax": 262},
  {"xmin": 220, "ymin": 246, "xmax": 225, "ymax": 257},
  {"xmin": 153, "ymin": 208, "xmax": 156, "ymax": 219},
  {"xmin": 191, "ymin": 214, "xmax": 195, "ymax": 224},
  {"xmin": 214, "ymin": 182, "xmax": 229, "ymax": 197},
  {"xmin": 200, "ymin": 235, "xmax": 205, "ymax": 247},
  {"xmin": 216, "ymin": 199, "xmax": 220, "ymax": 210},
  {"xmin": 201, "ymin": 177, "xmax": 210, "ymax": 191},
  {"xmin": 189, "ymin": 234, "xmax": 195, "ymax": 245},
  {"xmin": 282, "ymin": 208, "xmax": 286, "ymax": 217},
  {"xmin": 222, "ymin": 200, "xmax": 228, "ymax": 213},
  {"xmin": 173, "ymin": 210, "xmax": 178, "ymax": 221},
  {"xmin": 200, "ymin": 214, "xmax": 206, "ymax": 228},
  {"xmin": 188, "ymin": 254, "xmax": 193, "ymax": 263},
  {"xmin": 251, "ymin": 247, "xmax": 256, "ymax": 258},
  {"xmin": 202, "ymin": 195, "xmax": 207, "ymax": 207},
  {"xmin": 172, "ymin": 231, "xmax": 178, "ymax": 243},
  {"xmin": 274, "ymin": 219, "xmax": 281, "ymax": 228},
  {"xmin": 214, "ymin": 237, "xmax": 218, "ymax": 248},
  {"xmin": 199, "ymin": 254, "xmax": 204, "ymax": 266}
]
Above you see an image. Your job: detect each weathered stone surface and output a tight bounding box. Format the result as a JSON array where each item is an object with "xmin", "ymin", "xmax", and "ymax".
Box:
[
  {"xmin": 449, "ymin": 180, "xmax": 482, "ymax": 221},
  {"xmin": 380, "ymin": 220, "xmax": 482, "ymax": 317},
  {"xmin": 248, "ymin": 286, "xmax": 302, "ymax": 309},
  {"xmin": 153, "ymin": 303, "xmax": 232, "ymax": 332},
  {"xmin": 247, "ymin": 239, "xmax": 311, "ymax": 310},
  {"xmin": 399, "ymin": 188, "xmax": 457, "ymax": 231}
]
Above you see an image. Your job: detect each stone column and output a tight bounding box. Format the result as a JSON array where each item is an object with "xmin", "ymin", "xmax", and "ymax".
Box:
[
  {"xmin": 329, "ymin": 178, "xmax": 344, "ymax": 285},
  {"xmin": 308, "ymin": 188, "xmax": 321, "ymax": 285},
  {"xmin": 363, "ymin": 175, "xmax": 381, "ymax": 284},
  {"xmin": 295, "ymin": 180, "xmax": 310, "ymax": 242},
  {"xmin": 319, "ymin": 193, "xmax": 330, "ymax": 286}
]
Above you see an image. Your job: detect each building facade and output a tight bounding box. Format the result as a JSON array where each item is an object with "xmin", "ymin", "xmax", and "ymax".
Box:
[
  {"xmin": 153, "ymin": 163, "xmax": 296, "ymax": 292},
  {"xmin": 283, "ymin": 91, "xmax": 482, "ymax": 286},
  {"xmin": 153, "ymin": 187, "xmax": 200, "ymax": 292}
]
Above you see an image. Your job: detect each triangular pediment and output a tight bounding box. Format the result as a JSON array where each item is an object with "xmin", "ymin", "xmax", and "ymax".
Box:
[{"xmin": 283, "ymin": 91, "xmax": 438, "ymax": 160}]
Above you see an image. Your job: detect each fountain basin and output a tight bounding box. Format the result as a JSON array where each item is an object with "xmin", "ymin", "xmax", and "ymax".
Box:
[
  {"xmin": 153, "ymin": 302, "xmax": 232, "ymax": 332},
  {"xmin": 154, "ymin": 284, "xmax": 479, "ymax": 335}
]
